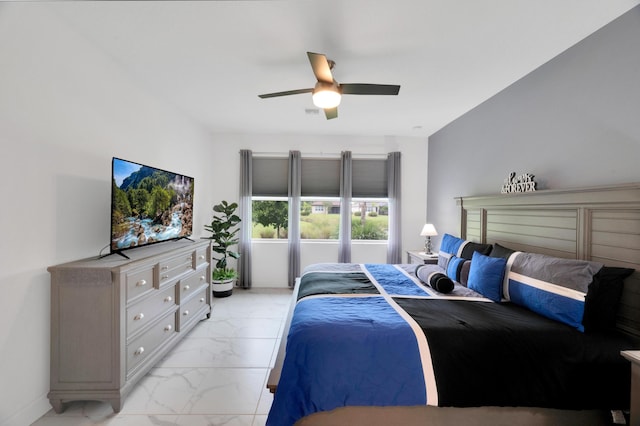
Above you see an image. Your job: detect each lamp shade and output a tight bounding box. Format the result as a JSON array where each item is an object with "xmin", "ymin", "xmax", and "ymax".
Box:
[{"xmin": 420, "ymin": 223, "xmax": 438, "ymax": 237}]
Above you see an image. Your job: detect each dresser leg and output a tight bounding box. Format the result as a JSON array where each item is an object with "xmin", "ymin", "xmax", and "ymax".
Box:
[
  {"xmin": 109, "ymin": 398, "xmax": 122, "ymax": 413},
  {"xmin": 49, "ymin": 399, "xmax": 64, "ymax": 414}
]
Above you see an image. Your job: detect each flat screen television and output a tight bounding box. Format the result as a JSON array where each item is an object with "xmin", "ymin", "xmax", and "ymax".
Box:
[{"xmin": 110, "ymin": 157, "xmax": 194, "ymax": 255}]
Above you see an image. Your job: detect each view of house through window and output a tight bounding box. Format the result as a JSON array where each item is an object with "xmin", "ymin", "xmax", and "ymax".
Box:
[{"xmin": 252, "ymin": 198, "xmax": 388, "ymax": 240}]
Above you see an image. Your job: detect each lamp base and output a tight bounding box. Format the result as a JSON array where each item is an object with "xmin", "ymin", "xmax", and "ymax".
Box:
[{"xmin": 424, "ymin": 237, "xmax": 433, "ymax": 255}]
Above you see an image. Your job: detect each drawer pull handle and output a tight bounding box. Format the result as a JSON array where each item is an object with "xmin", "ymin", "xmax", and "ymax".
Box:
[
  {"xmin": 200, "ymin": 298, "xmax": 205, "ymax": 303},
  {"xmin": 162, "ymin": 265, "xmax": 169, "ymax": 271},
  {"xmin": 164, "ymin": 296, "xmax": 173, "ymax": 303},
  {"xmin": 198, "ymin": 255, "xmax": 205, "ymax": 260},
  {"xmin": 134, "ymin": 313, "xmax": 144, "ymax": 321},
  {"xmin": 134, "ymin": 347, "xmax": 145, "ymax": 356},
  {"xmin": 162, "ymin": 275, "xmax": 169, "ymax": 280},
  {"xmin": 164, "ymin": 324, "xmax": 173, "ymax": 332},
  {"xmin": 184, "ymin": 285, "xmax": 190, "ymax": 291},
  {"xmin": 136, "ymin": 279, "xmax": 147, "ymax": 287},
  {"xmin": 200, "ymin": 276, "xmax": 205, "ymax": 281},
  {"xmin": 183, "ymin": 310, "xmax": 189, "ymax": 316}
]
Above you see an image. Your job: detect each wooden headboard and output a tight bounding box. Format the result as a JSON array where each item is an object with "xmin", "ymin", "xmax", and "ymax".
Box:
[{"xmin": 457, "ymin": 182, "xmax": 640, "ymax": 338}]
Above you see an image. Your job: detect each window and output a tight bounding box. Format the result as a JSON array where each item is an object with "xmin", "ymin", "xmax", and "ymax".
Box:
[
  {"xmin": 251, "ymin": 157, "xmax": 289, "ymax": 239},
  {"xmin": 351, "ymin": 158, "xmax": 388, "ymax": 241},
  {"xmin": 250, "ymin": 155, "xmax": 389, "ymax": 241},
  {"xmin": 252, "ymin": 197, "xmax": 288, "ymax": 239},
  {"xmin": 297, "ymin": 198, "xmax": 388, "ymax": 241},
  {"xmin": 300, "ymin": 197, "xmax": 340, "ymax": 239},
  {"xmin": 351, "ymin": 199, "xmax": 388, "ymax": 240}
]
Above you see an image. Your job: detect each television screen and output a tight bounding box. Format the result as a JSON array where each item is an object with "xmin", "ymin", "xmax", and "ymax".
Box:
[{"xmin": 110, "ymin": 157, "xmax": 194, "ymax": 253}]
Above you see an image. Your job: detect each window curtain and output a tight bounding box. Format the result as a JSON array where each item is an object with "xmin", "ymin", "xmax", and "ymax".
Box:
[
  {"xmin": 386, "ymin": 152, "xmax": 402, "ymax": 264},
  {"xmin": 288, "ymin": 150, "xmax": 301, "ymax": 287},
  {"xmin": 338, "ymin": 151, "xmax": 352, "ymax": 263},
  {"xmin": 238, "ymin": 149, "xmax": 252, "ymax": 289}
]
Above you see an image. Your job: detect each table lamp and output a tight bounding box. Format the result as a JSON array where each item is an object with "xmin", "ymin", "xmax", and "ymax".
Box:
[{"xmin": 420, "ymin": 223, "xmax": 438, "ymax": 254}]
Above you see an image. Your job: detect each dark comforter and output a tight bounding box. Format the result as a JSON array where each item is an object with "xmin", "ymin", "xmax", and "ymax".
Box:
[{"xmin": 267, "ymin": 263, "xmax": 633, "ymax": 426}]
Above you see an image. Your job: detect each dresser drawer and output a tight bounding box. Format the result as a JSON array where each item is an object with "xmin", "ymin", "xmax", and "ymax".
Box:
[
  {"xmin": 178, "ymin": 270, "xmax": 208, "ymax": 302},
  {"xmin": 126, "ymin": 267, "xmax": 155, "ymax": 303},
  {"xmin": 178, "ymin": 288, "xmax": 209, "ymax": 330},
  {"xmin": 159, "ymin": 253, "xmax": 193, "ymax": 272},
  {"xmin": 126, "ymin": 285, "xmax": 177, "ymax": 338},
  {"xmin": 127, "ymin": 312, "xmax": 177, "ymax": 375},
  {"xmin": 158, "ymin": 258, "xmax": 193, "ymax": 287},
  {"xmin": 195, "ymin": 247, "xmax": 208, "ymax": 268}
]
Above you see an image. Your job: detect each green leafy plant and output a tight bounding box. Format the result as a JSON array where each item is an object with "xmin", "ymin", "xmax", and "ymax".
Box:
[
  {"xmin": 211, "ymin": 267, "xmax": 238, "ymax": 281},
  {"xmin": 203, "ymin": 201, "xmax": 241, "ymax": 281}
]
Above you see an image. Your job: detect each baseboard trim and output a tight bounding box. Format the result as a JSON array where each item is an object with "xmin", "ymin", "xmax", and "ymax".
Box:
[{"xmin": 1, "ymin": 394, "xmax": 51, "ymax": 426}]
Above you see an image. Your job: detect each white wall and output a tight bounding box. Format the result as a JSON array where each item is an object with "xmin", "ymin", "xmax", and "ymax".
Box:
[
  {"xmin": 0, "ymin": 5, "xmax": 218, "ymax": 426},
  {"xmin": 250, "ymin": 240, "xmax": 389, "ymax": 287},
  {"xmin": 0, "ymin": 6, "xmax": 428, "ymax": 426}
]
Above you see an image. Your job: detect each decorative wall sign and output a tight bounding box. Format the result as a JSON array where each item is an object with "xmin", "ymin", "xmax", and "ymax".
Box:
[{"xmin": 501, "ymin": 172, "xmax": 537, "ymax": 194}]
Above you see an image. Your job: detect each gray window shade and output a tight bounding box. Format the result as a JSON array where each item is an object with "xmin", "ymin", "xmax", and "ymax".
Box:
[
  {"xmin": 301, "ymin": 158, "xmax": 340, "ymax": 197},
  {"xmin": 252, "ymin": 157, "xmax": 288, "ymax": 196},
  {"xmin": 253, "ymin": 156, "xmax": 385, "ymax": 198},
  {"xmin": 352, "ymin": 159, "xmax": 388, "ymax": 198}
]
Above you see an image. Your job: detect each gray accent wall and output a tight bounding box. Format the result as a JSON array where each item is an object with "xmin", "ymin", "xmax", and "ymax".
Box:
[{"xmin": 427, "ymin": 6, "xmax": 640, "ymax": 245}]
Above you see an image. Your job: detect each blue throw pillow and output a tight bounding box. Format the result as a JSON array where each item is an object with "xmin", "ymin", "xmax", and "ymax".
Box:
[
  {"xmin": 440, "ymin": 233, "xmax": 465, "ymax": 256},
  {"xmin": 446, "ymin": 255, "xmax": 466, "ymax": 282},
  {"xmin": 467, "ymin": 252, "xmax": 507, "ymax": 302}
]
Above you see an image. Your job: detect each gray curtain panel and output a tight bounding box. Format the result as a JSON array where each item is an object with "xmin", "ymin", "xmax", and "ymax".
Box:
[
  {"xmin": 386, "ymin": 152, "xmax": 402, "ymax": 264},
  {"xmin": 338, "ymin": 151, "xmax": 352, "ymax": 263},
  {"xmin": 238, "ymin": 149, "xmax": 252, "ymax": 288},
  {"xmin": 288, "ymin": 150, "xmax": 301, "ymax": 287}
]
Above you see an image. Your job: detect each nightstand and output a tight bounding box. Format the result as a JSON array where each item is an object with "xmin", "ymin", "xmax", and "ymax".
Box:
[
  {"xmin": 621, "ymin": 350, "xmax": 640, "ymax": 425},
  {"xmin": 406, "ymin": 250, "xmax": 439, "ymax": 265}
]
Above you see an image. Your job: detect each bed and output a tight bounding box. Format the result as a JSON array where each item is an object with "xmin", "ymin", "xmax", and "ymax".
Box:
[{"xmin": 266, "ymin": 183, "xmax": 640, "ymax": 426}]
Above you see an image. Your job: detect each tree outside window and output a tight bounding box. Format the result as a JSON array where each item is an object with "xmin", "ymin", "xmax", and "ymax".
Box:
[{"xmin": 252, "ymin": 199, "xmax": 288, "ymax": 239}]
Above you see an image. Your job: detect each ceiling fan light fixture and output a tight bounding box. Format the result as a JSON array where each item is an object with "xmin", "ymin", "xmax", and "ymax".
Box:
[
  {"xmin": 312, "ymin": 83, "xmax": 341, "ymax": 109},
  {"xmin": 257, "ymin": 52, "xmax": 400, "ymax": 119}
]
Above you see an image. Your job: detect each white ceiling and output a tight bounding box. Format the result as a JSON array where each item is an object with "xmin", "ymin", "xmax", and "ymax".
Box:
[{"xmin": 45, "ymin": 0, "xmax": 639, "ymax": 138}]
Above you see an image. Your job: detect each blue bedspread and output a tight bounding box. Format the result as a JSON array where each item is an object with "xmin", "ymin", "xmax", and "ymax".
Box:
[
  {"xmin": 364, "ymin": 263, "xmax": 432, "ymax": 296},
  {"xmin": 267, "ymin": 297, "xmax": 426, "ymax": 426},
  {"xmin": 267, "ymin": 264, "xmax": 433, "ymax": 426},
  {"xmin": 266, "ymin": 263, "xmax": 634, "ymax": 425}
]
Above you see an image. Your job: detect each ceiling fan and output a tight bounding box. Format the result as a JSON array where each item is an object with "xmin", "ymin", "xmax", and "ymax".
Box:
[{"xmin": 258, "ymin": 52, "xmax": 401, "ymax": 120}]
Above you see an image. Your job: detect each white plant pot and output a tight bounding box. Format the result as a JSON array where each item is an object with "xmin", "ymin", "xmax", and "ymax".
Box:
[{"xmin": 212, "ymin": 278, "xmax": 234, "ymax": 298}]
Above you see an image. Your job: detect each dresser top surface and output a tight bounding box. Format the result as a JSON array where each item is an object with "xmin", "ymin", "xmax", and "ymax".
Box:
[{"xmin": 48, "ymin": 239, "xmax": 210, "ymax": 271}]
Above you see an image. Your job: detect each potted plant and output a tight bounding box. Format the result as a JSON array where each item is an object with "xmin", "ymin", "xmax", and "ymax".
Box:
[{"xmin": 203, "ymin": 200, "xmax": 241, "ymax": 297}]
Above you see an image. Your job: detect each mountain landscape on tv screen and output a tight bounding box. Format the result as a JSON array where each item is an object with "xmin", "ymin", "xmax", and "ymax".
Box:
[{"xmin": 111, "ymin": 162, "xmax": 193, "ymax": 251}]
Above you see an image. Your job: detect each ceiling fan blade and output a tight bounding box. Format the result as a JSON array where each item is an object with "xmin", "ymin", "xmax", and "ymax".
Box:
[
  {"xmin": 258, "ymin": 88, "xmax": 313, "ymax": 99},
  {"xmin": 324, "ymin": 107, "xmax": 338, "ymax": 120},
  {"xmin": 340, "ymin": 83, "xmax": 400, "ymax": 96},
  {"xmin": 307, "ymin": 52, "xmax": 334, "ymax": 83}
]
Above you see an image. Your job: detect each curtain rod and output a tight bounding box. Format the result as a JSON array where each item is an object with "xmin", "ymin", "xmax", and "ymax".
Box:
[{"xmin": 245, "ymin": 151, "xmax": 389, "ymax": 159}]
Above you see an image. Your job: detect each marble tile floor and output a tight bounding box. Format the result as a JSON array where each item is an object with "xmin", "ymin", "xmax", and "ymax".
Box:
[{"xmin": 32, "ymin": 288, "xmax": 293, "ymax": 426}]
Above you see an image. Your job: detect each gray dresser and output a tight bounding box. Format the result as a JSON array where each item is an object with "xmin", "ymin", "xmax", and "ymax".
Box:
[{"xmin": 47, "ymin": 240, "xmax": 211, "ymax": 413}]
